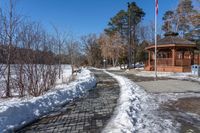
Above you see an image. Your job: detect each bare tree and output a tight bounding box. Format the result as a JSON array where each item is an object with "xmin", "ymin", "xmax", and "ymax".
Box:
[
  {"xmin": 82, "ymin": 34, "xmax": 102, "ymax": 67},
  {"xmin": 0, "ymin": 0, "xmax": 76, "ymax": 98},
  {"xmin": 66, "ymin": 37, "xmax": 82, "ymax": 74},
  {"xmin": 0, "ymin": 6, "xmax": 7, "ymax": 89},
  {"xmin": 1, "ymin": 0, "xmax": 22, "ymax": 97},
  {"xmin": 99, "ymin": 34, "xmax": 110, "ymax": 64},
  {"xmin": 99, "ymin": 33, "xmax": 125, "ymax": 67},
  {"xmin": 51, "ymin": 25, "xmax": 67, "ymax": 79},
  {"xmin": 12, "ymin": 21, "xmax": 59, "ymax": 97}
]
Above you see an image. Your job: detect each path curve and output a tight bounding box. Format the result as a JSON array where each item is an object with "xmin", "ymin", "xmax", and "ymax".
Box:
[{"xmin": 16, "ymin": 69, "xmax": 120, "ymax": 133}]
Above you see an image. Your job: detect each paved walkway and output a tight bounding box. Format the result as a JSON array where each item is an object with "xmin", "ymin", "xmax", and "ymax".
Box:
[{"xmin": 16, "ymin": 69, "xmax": 120, "ymax": 133}]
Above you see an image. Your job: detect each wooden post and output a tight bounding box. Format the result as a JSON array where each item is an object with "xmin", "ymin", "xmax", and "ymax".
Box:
[
  {"xmin": 172, "ymin": 48, "xmax": 176, "ymax": 66},
  {"xmin": 182, "ymin": 51, "xmax": 184, "ymax": 59},
  {"xmin": 181, "ymin": 51, "xmax": 185, "ymax": 66},
  {"xmin": 148, "ymin": 51, "xmax": 151, "ymax": 68},
  {"xmin": 198, "ymin": 53, "xmax": 200, "ymax": 65},
  {"xmin": 191, "ymin": 50, "xmax": 194, "ymax": 65}
]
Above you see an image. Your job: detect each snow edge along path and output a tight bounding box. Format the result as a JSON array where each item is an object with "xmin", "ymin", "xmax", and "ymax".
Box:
[
  {"xmin": 0, "ymin": 69, "xmax": 96, "ymax": 133},
  {"xmin": 103, "ymin": 70, "xmax": 180, "ymax": 133}
]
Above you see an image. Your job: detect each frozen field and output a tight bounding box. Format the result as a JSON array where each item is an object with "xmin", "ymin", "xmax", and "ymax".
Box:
[{"xmin": 0, "ymin": 64, "xmax": 72, "ymax": 97}]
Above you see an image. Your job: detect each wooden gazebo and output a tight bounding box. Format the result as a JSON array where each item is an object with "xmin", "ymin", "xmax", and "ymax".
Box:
[{"xmin": 145, "ymin": 32, "xmax": 200, "ymax": 72}]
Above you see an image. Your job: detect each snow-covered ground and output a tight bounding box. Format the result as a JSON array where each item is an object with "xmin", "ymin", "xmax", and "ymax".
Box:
[
  {"xmin": 0, "ymin": 68, "xmax": 96, "ymax": 132},
  {"xmin": 106, "ymin": 66, "xmax": 122, "ymax": 70},
  {"xmin": 107, "ymin": 66, "xmax": 200, "ymax": 82},
  {"xmin": 103, "ymin": 70, "xmax": 180, "ymax": 133},
  {"xmin": 135, "ymin": 71, "xmax": 200, "ymax": 82},
  {"xmin": 56, "ymin": 65, "xmax": 72, "ymax": 84}
]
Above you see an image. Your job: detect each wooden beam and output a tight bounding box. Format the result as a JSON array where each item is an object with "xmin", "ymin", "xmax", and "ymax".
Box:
[{"xmin": 145, "ymin": 44, "xmax": 196, "ymax": 50}]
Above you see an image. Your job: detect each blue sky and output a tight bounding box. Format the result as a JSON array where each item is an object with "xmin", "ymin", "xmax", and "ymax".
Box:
[{"xmin": 1, "ymin": 0, "xmax": 199, "ymax": 38}]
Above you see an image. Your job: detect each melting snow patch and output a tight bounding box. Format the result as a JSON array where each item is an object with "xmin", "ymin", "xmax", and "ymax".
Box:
[{"xmin": 103, "ymin": 70, "xmax": 180, "ymax": 133}]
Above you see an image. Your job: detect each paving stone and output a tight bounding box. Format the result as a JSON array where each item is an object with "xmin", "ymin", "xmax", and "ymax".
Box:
[{"xmin": 16, "ymin": 69, "xmax": 120, "ymax": 133}]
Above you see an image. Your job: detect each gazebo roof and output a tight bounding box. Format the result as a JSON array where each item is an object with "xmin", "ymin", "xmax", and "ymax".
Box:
[
  {"xmin": 157, "ymin": 32, "xmax": 195, "ymax": 45},
  {"xmin": 145, "ymin": 32, "xmax": 196, "ymax": 50}
]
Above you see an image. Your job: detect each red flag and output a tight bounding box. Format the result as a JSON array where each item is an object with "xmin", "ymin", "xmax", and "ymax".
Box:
[{"xmin": 156, "ymin": 0, "xmax": 158, "ymax": 16}]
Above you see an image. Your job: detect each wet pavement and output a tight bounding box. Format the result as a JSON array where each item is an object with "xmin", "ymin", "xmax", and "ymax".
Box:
[
  {"xmin": 16, "ymin": 69, "xmax": 120, "ymax": 133},
  {"xmin": 163, "ymin": 97, "xmax": 200, "ymax": 133},
  {"xmin": 108, "ymin": 70, "xmax": 200, "ymax": 133}
]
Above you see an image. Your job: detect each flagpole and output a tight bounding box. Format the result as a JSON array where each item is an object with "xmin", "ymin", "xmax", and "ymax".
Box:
[{"xmin": 155, "ymin": 0, "xmax": 158, "ymax": 80}]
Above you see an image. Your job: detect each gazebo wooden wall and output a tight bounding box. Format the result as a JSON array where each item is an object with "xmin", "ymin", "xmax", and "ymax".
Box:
[{"xmin": 145, "ymin": 52, "xmax": 200, "ymax": 72}]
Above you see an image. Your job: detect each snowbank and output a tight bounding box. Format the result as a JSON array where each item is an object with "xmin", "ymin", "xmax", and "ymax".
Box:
[
  {"xmin": 0, "ymin": 69, "xmax": 96, "ymax": 132},
  {"xmin": 103, "ymin": 70, "xmax": 180, "ymax": 133}
]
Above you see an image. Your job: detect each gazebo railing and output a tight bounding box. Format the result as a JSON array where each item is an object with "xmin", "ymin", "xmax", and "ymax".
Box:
[
  {"xmin": 150, "ymin": 58, "xmax": 193, "ymax": 66},
  {"xmin": 194, "ymin": 57, "xmax": 200, "ymax": 65},
  {"xmin": 150, "ymin": 58, "xmax": 172, "ymax": 66},
  {"xmin": 157, "ymin": 58, "xmax": 172, "ymax": 66},
  {"xmin": 176, "ymin": 59, "xmax": 191, "ymax": 66}
]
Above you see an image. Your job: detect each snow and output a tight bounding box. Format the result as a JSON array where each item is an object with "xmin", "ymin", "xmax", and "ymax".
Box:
[
  {"xmin": 106, "ymin": 66, "xmax": 121, "ymax": 70},
  {"xmin": 0, "ymin": 68, "xmax": 96, "ymax": 132},
  {"xmin": 56, "ymin": 65, "xmax": 72, "ymax": 84},
  {"xmin": 135, "ymin": 71, "xmax": 200, "ymax": 82},
  {"xmin": 103, "ymin": 70, "xmax": 180, "ymax": 133}
]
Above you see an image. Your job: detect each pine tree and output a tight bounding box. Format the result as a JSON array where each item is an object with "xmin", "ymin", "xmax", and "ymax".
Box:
[
  {"xmin": 177, "ymin": 0, "xmax": 194, "ymax": 35},
  {"xmin": 162, "ymin": 11, "xmax": 174, "ymax": 33},
  {"xmin": 104, "ymin": 2, "xmax": 145, "ymax": 68},
  {"xmin": 104, "ymin": 10, "xmax": 128, "ymax": 40},
  {"xmin": 162, "ymin": 0, "xmax": 199, "ymax": 37}
]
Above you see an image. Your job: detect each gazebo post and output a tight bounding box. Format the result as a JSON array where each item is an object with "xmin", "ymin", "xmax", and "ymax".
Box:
[
  {"xmin": 182, "ymin": 51, "xmax": 185, "ymax": 66},
  {"xmin": 172, "ymin": 48, "xmax": 176, "ymax": 66},
  {"xmin": 182, "ymin": 51, "xmax": 185, "ymax": 59},
  {"xmin": 191, "ymin": 50, "xmax": 194, "ymax": 65},
  {"xmin": 148, "ymin": 51, "xmax": 151, "ymax": 68}
]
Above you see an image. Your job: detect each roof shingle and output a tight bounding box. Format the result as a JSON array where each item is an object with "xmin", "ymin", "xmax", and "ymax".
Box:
[{"xmin": 156, "ymin": 32, "xmax": 195, "ymax": 45}]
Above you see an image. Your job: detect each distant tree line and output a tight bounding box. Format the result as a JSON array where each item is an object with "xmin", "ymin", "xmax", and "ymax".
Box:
[{"xmin": 0, "ymin": 45, "xmax": 56, "ymax": 64}]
